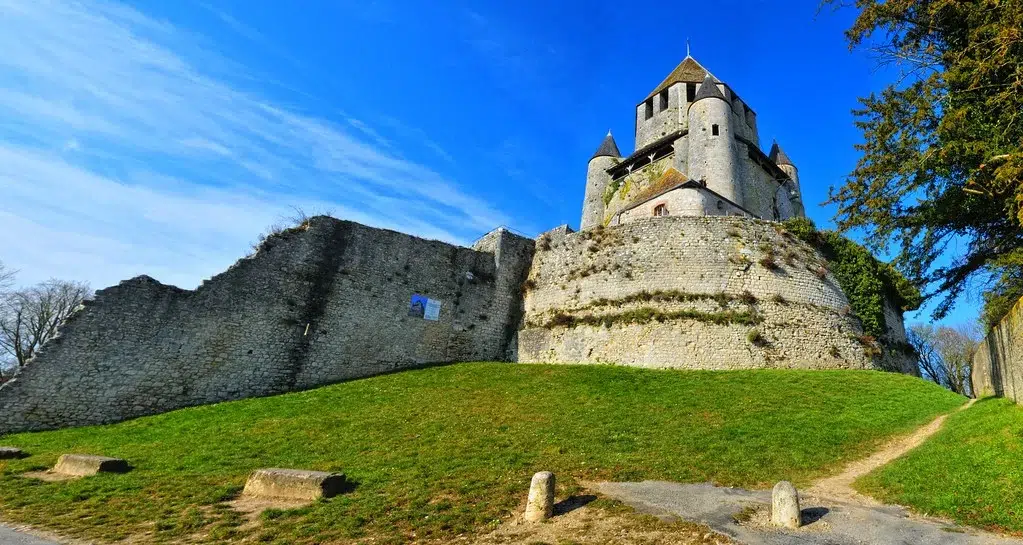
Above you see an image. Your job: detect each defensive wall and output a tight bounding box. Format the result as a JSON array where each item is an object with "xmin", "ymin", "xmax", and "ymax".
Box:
[
  {"xmin": 519, "ymin": 216, "xmax": 914, "ymax": 372},
  {"xmin": 0, "ymin": 217, "xmax": 534, "ymax": 434},
  {"xmin": 972, "ymin": 297, "xmax": 1023, "ymax": 401},
  {"xmin": 0, "ymin": 215, "xmax": 920, "ymax": 435}
]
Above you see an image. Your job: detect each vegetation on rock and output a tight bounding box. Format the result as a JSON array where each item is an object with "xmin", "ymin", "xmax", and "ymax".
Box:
[{"xmin": 783, "ymin": 217, "xmax": 922, "ymax": 339}]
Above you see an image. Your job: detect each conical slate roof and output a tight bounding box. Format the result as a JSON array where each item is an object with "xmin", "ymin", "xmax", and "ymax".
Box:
[
  {"xmin": 591, "ymin": 131, "xmax": 621, "ymax": 160},
  {"xmin": 769, "ymin": 141, "xmax": 794, "ymax": 166},
  {"xmin": 645, "ymin": 56, "xmax": 719, "ymax": 101},
  {"xmin": 692, "ymin": 73, "xmax": 725, "ymax": 104}
]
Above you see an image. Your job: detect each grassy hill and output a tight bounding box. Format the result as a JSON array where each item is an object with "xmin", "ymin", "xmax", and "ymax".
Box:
[
  {"xmin": 0, "ymin": 363, "xmax": 963, "ymax": 544},
  {"xmin": 857, "ymin": 397, "xmax": 1023, "ymax": 535}
]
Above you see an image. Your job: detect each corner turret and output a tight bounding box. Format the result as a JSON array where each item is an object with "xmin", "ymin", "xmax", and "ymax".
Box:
[
  {"xmin": 686, "ymin": 74, "xmax": 741, "ymax": 205},
  {"xmin": 770, "ymin": 141, "xmax": 804, "ymax": 217},
  {"xmin": 581, "ymin": 131, "xmax": 621, "ymax": 230}
]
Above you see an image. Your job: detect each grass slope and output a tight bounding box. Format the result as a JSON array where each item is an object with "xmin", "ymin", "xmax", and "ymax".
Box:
[
  {"xmin": 857, "ymin": 396, "xmax": 1023, "ymax": 534},
  {"xmin": 0, "ymin": 363, "xmax": 963, "ymax": 544}
]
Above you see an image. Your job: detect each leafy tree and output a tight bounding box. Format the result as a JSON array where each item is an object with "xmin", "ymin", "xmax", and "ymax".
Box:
[{"xmin": 824, "ymin": 0, "xmax": 1023, "ymax": 325}]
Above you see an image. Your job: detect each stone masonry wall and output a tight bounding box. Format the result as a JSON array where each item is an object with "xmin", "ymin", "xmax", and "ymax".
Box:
[
  {"xmin": 972, "ymin": 297, "xmax": 1023, "ymax": 401},
  {"xmin": 0, "ymin": 217, "xmax": 533, "ymax": 434},
  {"xmin": 520, "ymin": 216, "xmax": 911, "ymax": 371}
]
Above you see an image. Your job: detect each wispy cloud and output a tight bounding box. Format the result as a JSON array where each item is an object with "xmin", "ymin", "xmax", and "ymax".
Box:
[{"xmin": 0, "ymin": 0, "xmax": 510, "ymax": 289}]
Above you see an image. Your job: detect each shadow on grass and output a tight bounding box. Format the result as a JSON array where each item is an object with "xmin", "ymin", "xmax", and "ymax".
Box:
[{"xmin": 554, "ymin": 494, "xmax": 597, "ymax": 516}]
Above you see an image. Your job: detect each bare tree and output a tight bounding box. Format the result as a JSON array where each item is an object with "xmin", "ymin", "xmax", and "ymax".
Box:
[
  {"xmin": 909, "ymin": 323, "xmax": 981, "ymax": 396},
  {"xmin": 935, "ymin": 324, "xmax": 981, "ymax": 397},
  {"xmin": 909, "ymin": 324, "xmax": 943, "ymax": 386},
  {"xmin": 0, "ymin": 279, "xmax": 91, "ymax": 374},
  {"xmin": 0, "ymin": 260, "xmax": 14, "ymax": 293}
]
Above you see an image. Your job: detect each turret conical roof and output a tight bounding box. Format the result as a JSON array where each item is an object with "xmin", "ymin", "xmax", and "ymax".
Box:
[
  {"xmin": 692, "ymin": 73, "xmax": 725, "ymax": 103},
  {"xmin": 769, "ymin": 141, "xmax": 794, "ymax": 166},
  {"xmin": 591, "ymin": 131, "xmax": 621, "ymax": 160}
]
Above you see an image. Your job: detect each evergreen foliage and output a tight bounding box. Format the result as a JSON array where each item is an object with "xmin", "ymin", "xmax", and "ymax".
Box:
[
  {"xmin": 784, "ymin": 217, "xmax": 922, "ymax": 338},
  {"xmin": 823, "ymin": 0, "xmax": 1023, "ymax": 323}
]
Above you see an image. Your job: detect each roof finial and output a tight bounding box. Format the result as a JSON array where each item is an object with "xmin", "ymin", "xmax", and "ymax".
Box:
[
  {"xmin": 686, "ymin": 38, "xmax": 691, "ymax": 58},
  {"xmin": 607, "ymin": 129, "xmax": 612, "ymax": 137}
]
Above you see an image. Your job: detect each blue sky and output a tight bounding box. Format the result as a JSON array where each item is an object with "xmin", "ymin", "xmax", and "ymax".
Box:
[{"xmin": 0, "ymin": 0, "xmax": 979, "ymax": 325}]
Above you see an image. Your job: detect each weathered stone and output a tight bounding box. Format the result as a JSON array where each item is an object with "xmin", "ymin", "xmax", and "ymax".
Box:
[
  {"xmin": 771, "ymin": 480, "xmax": 801, "ymax": 529},
  {"xmin": 523, "ymin": 471, "xmax": 556, "ymax": 522},
  {"xmin": 973, "ymin": 296, "xmax": 1023, "ymax": 401},
  {"xmin": 0, "ymin": 447, "xmax": 25, "ymax": 459},
  {"xmin": 243, "ymin": 468, "xmax": 347, "ymax": 501},
  {"xmin": 0, "ymin": 218, "xmax": 535, "ymax": 435},
  {"xmin": 53, "ymin": 454, "xmax": 130, "ymax": 476},
  {"xmin": 520, "ymin": 216, "xmax": 914, "ymax": 373}
]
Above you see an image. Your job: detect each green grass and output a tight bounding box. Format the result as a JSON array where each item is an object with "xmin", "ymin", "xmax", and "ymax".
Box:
[
  {"xmin": 857, "ymin": 396, "xmax": 1023, "ymax": 534},
  {"xmin": 0, "ymin": 363, "xmax": 963, "ymax": 544}
]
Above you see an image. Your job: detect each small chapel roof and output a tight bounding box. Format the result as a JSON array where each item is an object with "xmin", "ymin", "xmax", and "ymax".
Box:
[
  {"xmin": 591, "ymin": 131, "xmax": 621, "ymax": 160},
  {"xmin": 769, "ymin": 141, "xmax": 794, "ymax": 166},
  {"xmin": 644, "ymin": 56, "xmax": 720, "ymax": 102}
]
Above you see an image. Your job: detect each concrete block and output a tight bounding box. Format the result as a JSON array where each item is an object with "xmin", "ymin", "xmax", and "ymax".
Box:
[
  {"xmin": 771, "ymin": 480, "xmax": 801, "ymax": 529},
  {"xmin": 0, "ymin": 447, "xmax": 26, "ymax": 459},
  {"xmin": 53, "ymin": 454, "xmax": 130, "ymax": 476},
  {"xmin": 243, "ymin": 468, "xmax": 347, "ymax": 501},
  {"xmin": 524, "ymin": 471, "xmax": 556, "ymax": 522}
]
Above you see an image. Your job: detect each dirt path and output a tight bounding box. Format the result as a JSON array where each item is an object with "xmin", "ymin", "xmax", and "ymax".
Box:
[{"xmin": 806, "ymin": 398, "xmax": 976, "ymax": 506}]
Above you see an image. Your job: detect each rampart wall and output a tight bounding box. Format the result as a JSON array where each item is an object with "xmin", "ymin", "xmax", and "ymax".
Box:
[
  {"xmin": 519, "ymin": 216, "xmax": 914, "ymax": 372},
  {"xmin": 972, "ymin": 297, "xmax": 1023, "ymax": 401},
  {"xmin": 0, "ymin": 218, "xmax": 533, "ymax": 434}
]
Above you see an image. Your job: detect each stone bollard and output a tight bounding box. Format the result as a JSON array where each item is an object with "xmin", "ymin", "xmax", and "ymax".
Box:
[
  {"xmin": 771, "ymin": 481, "xmax": 801, "ymax": 529},
  {"xmin": 523, "ymin": 471, "xmax": 555, "ymax": 522}
]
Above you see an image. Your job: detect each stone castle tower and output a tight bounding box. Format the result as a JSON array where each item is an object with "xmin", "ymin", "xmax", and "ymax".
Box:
[{"xmin": 581, "ymin": 56, "xmax": 805, "ymax": 230}]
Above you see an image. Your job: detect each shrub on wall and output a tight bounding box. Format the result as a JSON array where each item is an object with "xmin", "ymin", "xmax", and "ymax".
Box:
[{"xmin": 783, "ymin": 217, "xmax": 923, "ymax": 339}]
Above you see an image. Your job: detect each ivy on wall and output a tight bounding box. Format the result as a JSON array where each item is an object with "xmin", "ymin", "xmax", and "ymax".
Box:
[{"xmin": 783, "ymin": 217, "xmax": 923, "ymax": 339}]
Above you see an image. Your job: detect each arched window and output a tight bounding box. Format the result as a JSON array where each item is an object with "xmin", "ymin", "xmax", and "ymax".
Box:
[{"xmin": 653, "ymin": 204, "xmax": 669, "ymax": 217}]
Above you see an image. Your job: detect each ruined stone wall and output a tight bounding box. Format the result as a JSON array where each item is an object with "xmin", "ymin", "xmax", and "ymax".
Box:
[
  {"xmin": 972, "ymin": 297, "xmax": 1023, "ymax": 401},
  {"xmin": 0, "ymin": 218, "xmax": 533, "ymax": 434},
  {"xmin": 520, "ymin": 216, "xmax": 908, "ymax": 371}
]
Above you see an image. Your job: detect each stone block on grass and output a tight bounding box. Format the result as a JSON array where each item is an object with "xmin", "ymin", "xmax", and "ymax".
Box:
[
  {"xmin": 0, "ymin": 447, "xmax": 26, "ymax": 459},
  {"xmin": 53, "ymin": 454, "xmax": 130, "ymax": 476},
  {"xmin": 243, "ymin": 468, "xmax": 347, "ymax": 501}
]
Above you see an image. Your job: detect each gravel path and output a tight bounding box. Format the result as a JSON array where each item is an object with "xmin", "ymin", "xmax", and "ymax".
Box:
[
  {"xmin": 0, "ymin": 525, "xmax": 62, "ymax": 545},
  {"xmin": 593, "ymin": 399, "xmax": 1004, "ymax": 545},
  {"xmin": 596, "ymin": 480, "xmax": 1023, "ymax": 545},
  {"xmin": 806, "ymin": 399, "xmax": 977, "ymax": 505}
]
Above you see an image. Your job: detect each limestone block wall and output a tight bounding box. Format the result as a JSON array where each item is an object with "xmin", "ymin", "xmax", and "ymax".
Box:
[
  {"xmin": 520, "ymin": 216, "xmax": 907, "ymax": 371},
  {"xmin": 0, "ymin": 218, "xmax": 533, "ymax": 434},
  {"xmin": 972, "ymin": 297, "xmax": 1023, "ymax": 401},
  {"xmin": 636, "ymin": 85, "xmax": 684, "ymax": 149},
  {"xmin": 614, "ymin": 187, "xmax": 747, "ymax": 225}
]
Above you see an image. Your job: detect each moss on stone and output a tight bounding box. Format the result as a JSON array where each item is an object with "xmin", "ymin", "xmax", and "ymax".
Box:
[
  {"xmin": 783, "ymin": 217, "xmax": 922, "ymax": 339},
  {"xmin": 533, "ymin": 306, "xmax": 760, "ymax": 330}
]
